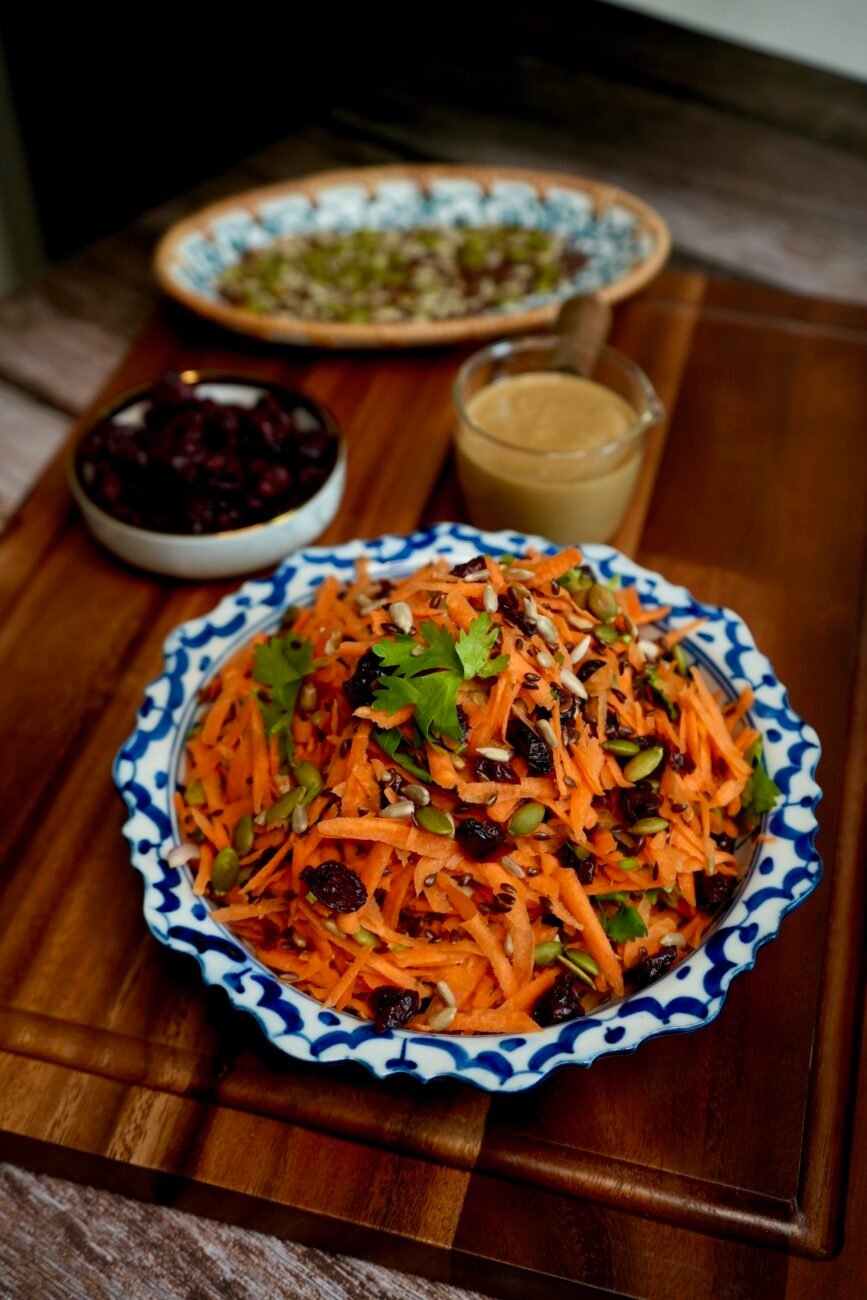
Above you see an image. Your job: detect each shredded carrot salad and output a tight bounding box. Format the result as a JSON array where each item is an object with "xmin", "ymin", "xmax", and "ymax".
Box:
[{"xmin": 172, "ymin": 548, "xmax": 779, "ymax": 1035}]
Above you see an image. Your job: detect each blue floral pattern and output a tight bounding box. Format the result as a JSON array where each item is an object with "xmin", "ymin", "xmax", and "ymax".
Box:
[
  {"xmin": 169, "ymin": 178, "xmax": 654, "ymax": 313},
  {"xmin": 115, "ymin": 524, "xmax": 822, "ymax": 1092}
]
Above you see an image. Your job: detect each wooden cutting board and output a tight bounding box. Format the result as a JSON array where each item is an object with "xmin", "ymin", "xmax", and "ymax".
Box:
[{"xmin": 0, "ymin": 272, "xmax": 865, "ymax": 1300}]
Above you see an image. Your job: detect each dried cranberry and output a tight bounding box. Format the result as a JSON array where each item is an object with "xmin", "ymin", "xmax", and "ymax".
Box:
[
  {"xmin": 533, "ymin": 973, "xmax": 587, "ymax": 1026},
  {"xmin": 696, "ymin": 872, "xmax": 737, "ymax": 911},
  {"xmin": 506, "ymin": 717, "xmax": 553, "ymax": 777},
  {"xmin": 557, "ymin": 841, "xmax": 596, "ymax": 885},
  {"xmin": 710, "ymin": 832, "xmax": 736, "ymax": 855},
  {"xmin": 620, "ymin": 784, "xmax": 663, "ymax": 824},
  {"xmin": 627, "ymin": 946, "xmax": 678, "ymax": 989},
  {"xmin": 455, "ymin": 818, "xmax": 512, "ymax": 860},
  {"xmin": 300, "ymin": 861, "xmax": 367, "ymax": 913},
  {"xmin": 369, "ymin": 986, "xmax": 420, "ymax": 1034},
  {"xmin": 473, "ymin": 756, "xmax": 519, "ymax": 784},
  {"xmin": 343, "ymin": 648, "xmax": 386, "ymax": 710},
  {"xmin": 577, "ymin": 658, "xmax": 606, "ymax": 682},
  {"xmin": 450, "ymin": 555, "xmax": 487, "ymax": 578}
]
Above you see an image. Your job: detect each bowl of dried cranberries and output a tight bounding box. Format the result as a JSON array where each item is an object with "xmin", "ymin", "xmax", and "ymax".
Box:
[{"xmin": 69, "ymin": 369, "xmax": 346, "ymax": 578}]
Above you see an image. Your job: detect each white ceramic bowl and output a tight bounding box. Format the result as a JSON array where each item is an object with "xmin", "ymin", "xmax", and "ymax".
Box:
[{"xmin": 69, "ymin": 373, "xmax": 346, "ymax": 579}]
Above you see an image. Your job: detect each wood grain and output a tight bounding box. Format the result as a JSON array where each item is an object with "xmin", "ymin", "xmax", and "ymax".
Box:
[{"xmin": 1, "ymin": 271, "xmax": 865, "ymax": 1300}]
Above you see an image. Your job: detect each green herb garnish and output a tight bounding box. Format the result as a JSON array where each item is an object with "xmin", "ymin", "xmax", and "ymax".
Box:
[
  {"xmin": 372, "ymin": 726, "xmax": 432, "ymax": 784},
  {"xmin": 372, "ymin": 613, "xmax": 508, "ymax": 742},
  {"xmin": 602, "ymin": 902, "xmax": 649, "ymax": 943},
  {"xmin": 253, "ymin": 633, "xmax": 322, "ymax": 759},
  {"xmin": 740, "ymin": 739, "xmax": 782, "ymax": 829}
]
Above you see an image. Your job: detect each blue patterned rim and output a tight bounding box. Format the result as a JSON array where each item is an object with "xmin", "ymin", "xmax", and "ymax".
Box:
[
  {"xmin": 168, "ymin": 177, "xmax": 655, "ymax": 314},
  {"xmin": 114, "ymin": 524, "xmax": 822, "ymax": 1092}
]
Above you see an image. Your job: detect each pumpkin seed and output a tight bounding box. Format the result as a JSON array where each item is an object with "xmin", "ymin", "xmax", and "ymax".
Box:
[
  {"xmin": 388, "ymin": 601, "xmax": 413, "ymax": 633},
  {"xmin": 415, "ymin": 805, "xmax": 455, "ymax": 836},
  {"xmin": 381, "ymin": 799, "xmax": 415, "ymax": 819},
  {"xmin": 603, "ymin": 738, "xmax": 641, "ymax": 757},
  {"xmin": 264, "ymin": 786, "xmax": 303, "ymax": 824},
  {"xmin": 212, "ymin": 847, "xmax": 240, "ymax": 894},
  {"xmin": 565, "ymin": 949, "xmax": 600, "ymax": 977},
  {"xmin": 673, "ymin": 643, "xmax": 689, "ymax": 676},
  {"xmin": 556, "ymin": 953, "xmax": 595, "ymax": 986},
  {"xmin": 623, "ymin": 745, "xmax": 665, "ymax": 782},
  {"xmin": 403, "ymin": 783, "xmax": 430, "ymax": 807},
  {"xmin": 185, "ymin": 778, "xmax": 205, "ymax": 806},
  {"xmin": 534, "ymin": 940, "xmax": 564, "ymax": 967},
  {"xmin": 233, "ymin": 814, "xmax": 254, "ymax": 855},
  {"xmin": 617, "ymin": 856, "xmax": 641, "ymax": 871},
  {"xmin": 508, "ymin": 801, "xmax": 546, "ymax": 837},
  {"xmin": 294, "ymin": 760, "xmax": 324, "ymax": 806},
  {"xmin": 588, "ymin": 583, "xmax": 618, "ymax": 623},
  {"xmin": 559, "ymin": 568, "xmax": 592, "ymax": 594},
  {"xmin": 355, "ymin": 926, "xmax": 379, "ymax": 947},
  {"xmin": 595, "ymin": 624, "xmax": 618, "ymax": 645},
  {"xmin": 630, "ymin": 816, "xmax": 670, "ymax": 835},
  {"xmin": 305, "ymin": 891, "xmax": 318, "ymax": 905}
]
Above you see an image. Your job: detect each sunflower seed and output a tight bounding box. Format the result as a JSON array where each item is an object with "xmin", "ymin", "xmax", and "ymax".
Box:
[
  {"xmin": 660, "ymin": 932, "xmax": 686, "ymax": 948},
  {"xmin": 403, "ymin": 783, "xmax": 430, "ymax": 807},
  {"xmin": 501, "ymin": 855, "xmax": 525, "ymax": 879},
  {"xmin": 504, "ymin": 931, "xmax": 514, "ymax": 958},
  {"xmin": 322, "ymin": 919, "xmax": 341, "ymax": 937},
  {"xmin": 389, "ymin": 601, "xmax": 413, "ymax": 633},
  {"xmin": 483, "ymin": 583, "xmax": 498, "ymax": 614},
  {"xmin": 559, "ymin": 667, "xmax": 588, "ymax": 699},
  {"xmin": 535, "ymin": 615, "xmax": 559, "ymax": 646},
  {"xmin": 291, "ymin": 804, "xmax": 308, "ymax": 834},
  {"xmin": 381, "ymin": 799, "xmax": 415, "ymax": 819},
  {"xmin": 427, "ymin": 1005, "xmax": 457, "ymax": 1031},
  {"xmin": 274, "ymin": 772, "xmax": 293, "ymax": 795},
  {"xmin": 436, "ymin": 980, "xmax": 456, "ymax": 1008},
  {"xmin": 522, "ymin": 595, "xmax": 538, "ymax": 622},
  {"xmin": 638, "ymin": 638, "xmax": 661, "ymax": 661},
  {"xmin": 536, "ymin": 718, "xmax": 559, "ymax": 749},
  {"xmin": 324, "ymin": 630, "xmax": 342, "ymax": 655},
  {"xmin": 536, "ymin": 649, "xmax": 555, "ymax": 669},
  {"xmin": 570, "ymin": 635, "xmax": 591, "ymax": 663},
  {"xmin": 507, "ymin": 568, "xmax": 535, "ymax": 580},
  {"xmin": 478, "ymin": 744, "xmax": 513, "ymax": 761},
  {"xmin": 566, "ymin": 611, "xmax": 594, "ymax": 631}
]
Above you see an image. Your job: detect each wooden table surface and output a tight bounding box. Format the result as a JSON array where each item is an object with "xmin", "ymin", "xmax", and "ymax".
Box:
[{"xmin": 1, "ymin": 132, "xmax": 866, "ymax": 1300}]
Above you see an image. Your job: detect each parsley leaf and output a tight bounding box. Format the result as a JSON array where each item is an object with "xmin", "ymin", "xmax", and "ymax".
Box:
[
  {"xmin": 602, "ymin": 902, "xmax": 648, "ymax": 943},
  {"xmin": 740, "ymin": 740, "xmax": 782, "ymax": 829},
  {"xmin": 371, "ymin": 613, "xmax": 509, "ymax": 742},
  {"xmin": 252, "ymin": 634, "xmax": 321, "ymax": 757},
  {"xmin": 456, "ymin": 612, "xmax": 509, "ymax": 680},
  {"xmin": 371, "ymin": 727, "xmax": 432, "ymax": 783}
]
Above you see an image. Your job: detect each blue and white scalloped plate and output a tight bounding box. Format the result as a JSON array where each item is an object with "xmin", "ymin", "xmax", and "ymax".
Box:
[
  {"xmin": 115, "ymin": 524, "xmax": 822, "ymax": 1092},
  {"xmin": 153, "ymin": 164, "xmax": 670, "ymax": 349}
]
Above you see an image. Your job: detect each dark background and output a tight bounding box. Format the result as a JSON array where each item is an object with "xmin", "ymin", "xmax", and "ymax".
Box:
[{"xmin": 1, "ymin": 1, "xmax": 865, "ymax": 311}]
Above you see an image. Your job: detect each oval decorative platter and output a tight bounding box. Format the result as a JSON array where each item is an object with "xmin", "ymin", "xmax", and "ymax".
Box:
[
  {"xmin": 154, "ymin": 164, "xmax": 670, "ymax": 349},
  {"xmin": 115, "ymin": 524, "xmax": 822, "ymax": 1092}
]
